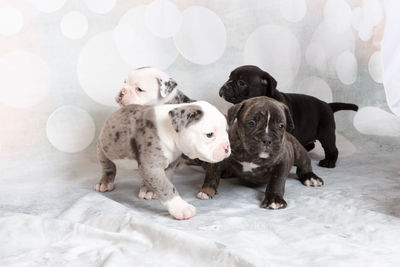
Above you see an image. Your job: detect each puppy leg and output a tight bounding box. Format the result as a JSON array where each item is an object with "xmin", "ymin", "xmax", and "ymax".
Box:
[
  {"xmin": 317, "ymin": 125, "xmax": 338, "ymax": 168},
  {"xmin": 140, "ymin": 166, "xmax": 195, "ymax": 220},
  {"xmin": 138, "ymin": 160, "xmax": 178, "ymax": 200},
  {"xmin": 304, "ymin": 142, "xmax": 315, "ymax": 152},
  {"xmin": 294, "ymin": 145, "xmax": 324, "ymax": 187},
  {"xmin": 261, "ymin": 163, "xmax": 288, "ymax": 209},
  {"xmin": 95, "ymin": 145, "xmax": 116, "ymax": 192},
  {"xmin": 197, "ymin": 162, "xmax": 223, "ymax": 200}
]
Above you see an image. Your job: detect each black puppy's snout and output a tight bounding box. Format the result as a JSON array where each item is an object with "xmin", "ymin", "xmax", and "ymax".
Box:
[{"xmin": 219, "ymin": 87, "xmax": 224, "ymax": 97}]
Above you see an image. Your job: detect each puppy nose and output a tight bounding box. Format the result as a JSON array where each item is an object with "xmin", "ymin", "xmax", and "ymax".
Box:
[
  {"xmin": 223, "ymin": 143, "xmax": 230, "ymax": 154},
  {"xmin": 262, "ymin": 136, "xmax": 272, "ymax": 145},
  {"xmin": 219, "ymin": 87, "xmax": 224, "ymax": 97}
]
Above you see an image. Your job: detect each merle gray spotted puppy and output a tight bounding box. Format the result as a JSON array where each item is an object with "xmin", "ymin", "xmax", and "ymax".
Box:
[
  {"xmin": 198, "ymin": 96, "xmax": 323, "ymax": 209},
  {"xmin": 95, "ymin": 101, "xmax": 230, "ymax": 219}
]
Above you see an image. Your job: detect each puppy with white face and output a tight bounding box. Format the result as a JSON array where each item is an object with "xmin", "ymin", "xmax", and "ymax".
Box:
[
  {"xmin": 116, "ymin": 67, "xmax": 192, "ymax": 106},
  {"xmin": 96, "ymin": 101, "xmax": 230, "ymax": 220}
]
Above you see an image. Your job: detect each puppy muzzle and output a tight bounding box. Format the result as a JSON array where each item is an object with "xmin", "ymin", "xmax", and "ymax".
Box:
[{"xmin": 219, "ymin": 84, "xmax": 241, "ymax": 104}]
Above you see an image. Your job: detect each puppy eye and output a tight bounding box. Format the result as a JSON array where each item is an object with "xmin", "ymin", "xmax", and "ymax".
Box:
[
  {"xmin": 248, "ymin": 120, "xmax": 256, "ymax": 128},
  {"xmin": 206, "ymin": 132, "xmax": 214, "ymax": 138},
  {"xmin": 237, "ymin": 80, "xmax": 246, "ymax": 87},
  {"xmin": 136, "ymin": 87, "xmax": 144, "ymax": 92},
  {"xmin": 278, "ymin": 123, "xmax": 285, "ymax": 130}
]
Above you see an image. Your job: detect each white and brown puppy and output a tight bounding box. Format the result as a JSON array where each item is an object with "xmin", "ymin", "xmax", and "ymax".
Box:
[
  {"xmin": 116, "ymin": 67, "xmax": 192, "ymax": 106},
  {"xmin": 198, "ymin": 96, "xmax": 323, "ymax": 209},
  {"xmin": 95, "ymin": 101, "xmax": 230, "ymax": 220}
]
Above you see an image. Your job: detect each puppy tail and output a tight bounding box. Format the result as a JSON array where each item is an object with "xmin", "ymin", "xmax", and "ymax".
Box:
[{"xmin": 329, "ymin": 102, "xmax": 359, "ymax": 113}]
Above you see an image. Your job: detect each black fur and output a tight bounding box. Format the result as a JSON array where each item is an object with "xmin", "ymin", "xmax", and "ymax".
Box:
[{"xmin": 219, "ymin": 65, "xmax": 359, "ymax": 168}]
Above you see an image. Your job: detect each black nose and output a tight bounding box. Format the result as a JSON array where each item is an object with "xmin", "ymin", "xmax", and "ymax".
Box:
[
  {"xmin": 219, "ymin": 87, "xmax": 224, "ymax": 97},
  {"xmin": 262, "ymin": 136, "xmax": 272, "ymax": 145}
]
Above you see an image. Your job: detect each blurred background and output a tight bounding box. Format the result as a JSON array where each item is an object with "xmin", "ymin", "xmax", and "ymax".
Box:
[{"xmin": 0, "ymin": 0, "xmax": 399, "ymax": 174}]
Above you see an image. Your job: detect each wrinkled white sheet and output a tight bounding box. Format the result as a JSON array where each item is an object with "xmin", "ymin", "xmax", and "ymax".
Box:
[{"xmin": 1, "ymin": 149, "xmax": 400, "ymax": 267}]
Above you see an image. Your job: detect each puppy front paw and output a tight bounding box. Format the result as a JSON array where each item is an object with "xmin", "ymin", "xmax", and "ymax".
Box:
[
  {"xmin": 261, "ymin": 194, "xmax": 287, "ymax": 210},
  {"xmin": 138, "ymin": 185, "xmax": 157, "ymax": 200},
  {"xmin": 196, "ymin": 186, "xmax": 216, "ymax": 200},
  {"xmin": 165, "ymin": 196, "xmax": 196, "ymax": 220},
  {"xmin": 301, "ymin": 174, "xmax": 324, "ymax": 187},
  {"xmin": 94, "ymin": 181, "xmax": 114, "ymax": 192},
  {"xmin": 318, "ymin": 159, "xmax": 336, "ymax": 168}
]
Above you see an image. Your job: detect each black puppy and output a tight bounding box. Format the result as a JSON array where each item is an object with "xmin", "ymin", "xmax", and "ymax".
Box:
[
  {"xmin": 219, "ymin": 65, "xmax": 358, "ymax": 168},
  {"xmin": 198, "ymin": 96, "xmax": 324, "ymax": 209}
]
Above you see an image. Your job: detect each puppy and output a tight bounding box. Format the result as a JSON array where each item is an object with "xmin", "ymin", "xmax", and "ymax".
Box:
[
  {"xmin": 219, "ymin": 65, "xmax": 359, "ymax": 168},
  {"xmin": 116, "ymin": 67, "xmax": 192, "ymax": 106},
  {"xmin": 96, "ymin": 101, "xmax": 230, "ymax": 219},
  {"xmin": 198, "ymin": 96, "xmax": 323, "ymax": 209}
]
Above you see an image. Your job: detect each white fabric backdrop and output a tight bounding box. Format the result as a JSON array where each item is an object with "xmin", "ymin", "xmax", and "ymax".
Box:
[{"xmin": 1, "ymin": 0, "xmax": 400, "ymax": 266}]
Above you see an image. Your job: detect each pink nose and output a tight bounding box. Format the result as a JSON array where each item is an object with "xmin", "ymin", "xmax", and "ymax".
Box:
[{"xmin": 222, "ymin": 142, "xmax": 230, "ymax": 154}]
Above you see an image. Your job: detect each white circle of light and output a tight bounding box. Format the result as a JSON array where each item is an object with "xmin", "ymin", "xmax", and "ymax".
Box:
[
  {"xmin": 336, "ymin": 51, "xmax": 358, "ymax": 85},
  {"xmin": 173, "ymin": 6, "xmax": 226, "ymax": 65},
  {"xmin": 113, "ymin": 5, "xmax": 179, "ymax": 69},
  {"xmin": 145, "ymin": 0, "xmax": 182, "ymax": 38},
  {"xmin": 354, "ymin": 107, "xmax": 400, "ymax": 137},
  {"xmin": 368, "ymin": 51, "xmax": 383, "ymax": 83},
  {"xmin": 305, "ymin": 42, "xmax": 327, "ymax": 73},
  {"xmin": 60, "ymin": 11, "xmax": 88, "ymax": 39},
  {"xmin": 351, "ymin": 0, "xmax": 383, "ymax": 42},
  {"xmin": 296, "ymin": 77, "xmax": 333, "ymax": 103},
  {"xmin": 46, "ymin": 106, "xmax": 96, "ymax": 153},
  {"xmin": 78, "ymin": 31, "xmax": 131, "ymax": 107},
  {"xmin": 84, "ymin": 0, "xmax": 116, "ymax": 14},
  {"xmin": 0, "ymin": 50, "xmax": 51, "ymax": 108},
  {"xmin": 279, "ymin": 0, "xmax": 307, "ymax": 22},
  {"xmin": 30, "ymin": 0, "xmax": 67, "ymax": 13},
  {"xmin": 0, "ymin": 8, "xmax": 24, "ymax": 36},
  {"xmin": 323, "ymin": 0, "xmax": 352, "ymax": 33},
  {"xmin": 244, "ymin": 24, "xmax": 301, "ymax": 87}
]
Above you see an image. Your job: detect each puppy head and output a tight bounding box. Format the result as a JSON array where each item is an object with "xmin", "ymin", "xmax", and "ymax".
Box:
[
  {"xmin": 227, "ymin": 96, "xmax": 293, "ymax": 158},
  {"xmin": 169, "ymin": 101, "xmax": 231, "ymax": 163},
  {"xmin": 116, "ymin": 67, "xmax": 177, "ymax": 106},
  {"xmin": 219, "ymin": 65, "xmax": 277, "ymax": 104}
]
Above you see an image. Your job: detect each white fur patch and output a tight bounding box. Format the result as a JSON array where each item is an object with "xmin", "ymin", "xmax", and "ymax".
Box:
[
  {"xmin": 268, "ymin": 202, "xmax": 284, "ymax": 209},
  {"xmin": 164, "ymin": 196, "xmax": 196, "ymax": 220},
  {"xmin": 259, "ymin": 152, "xmax": 270, "ymax": 158},
  {"xmin": 196, "ymin": 191, "xmax": 210, "ymax": 200},
  {"xmin": 240, "ymin": 161, "xmax": 259, "ymax": 172},
  {"xmin": 113, "ymin": 158, "xmax": 138, "ymax": 170},
  {"xmin": 304, "ymin": 177, "xmax": 323, "ymax": 187},
  {"xmin": 265, "ymin": 113, "xmax": 271, "ymax": 134}
]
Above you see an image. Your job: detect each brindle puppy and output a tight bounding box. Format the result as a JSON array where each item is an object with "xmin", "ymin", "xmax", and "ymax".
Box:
[
  {"xmin": 198, "ymin": 96, "xmax": 324, "ymax": 209},
  {"xmin": 219, "ymin": 65, "xmax": 359, "ymax": 168}
]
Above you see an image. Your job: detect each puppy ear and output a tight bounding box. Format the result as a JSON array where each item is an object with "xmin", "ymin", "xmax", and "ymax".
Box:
[
  {"xmin": 227, "ymin": 101, "xmax": 245, "ymax": 126},
  {"xmin": 168, "ymin": 105, "xmax": 203, "ymax": 132},
  {"xmin": 261, "ymin": 72, "xmax": 277, "ymax": 95},
  {"xmin": 281, "ymin": 104, "xmax": 294, "ymax": 133},
  {"xmin": 158, "ymin": 77, "xmax": 178, "ymax": 98}
]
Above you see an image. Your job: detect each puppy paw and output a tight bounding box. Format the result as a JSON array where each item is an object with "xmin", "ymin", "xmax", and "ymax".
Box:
[
  {"xmin": 138, "ymin": 185, "xmax": 157, "ymax": 200},
  {"xmin": 165, "ymin": 196, "xmax": 196, "ymax": 220},
  {"xmin": 94, "ymin": 182, "xmax": 114, "ymax": 192},
  {"xmin": 302, "ymin": 176, "xmax": 324, "ymax": 187},
  {"xmin": 196, "ymin": 187, "xmax": 216, "ymax": 200},
  {"xmin": 318, "ymin": 159, "xmax": 336, "ymax": 168},
  {"xmin": 261, "ymin": 194, "xmax": 287, "ymax": 210}
]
